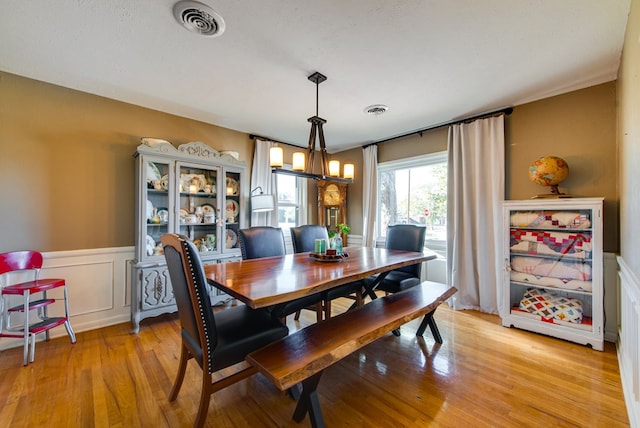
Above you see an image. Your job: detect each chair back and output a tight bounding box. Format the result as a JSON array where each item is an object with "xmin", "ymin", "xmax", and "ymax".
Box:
[
  {"xmin": 290, "ymin": 225, "xmax": 329, "ymax": 253},
  {"xmin": 238, "ymin": 227, "xmax": 286, "ymax": 260},
  {"xmin": 0, "ymin": 251, "xmax": 42, "ymax": 276},
  {"xmin": 385, "ymin": 224, "xmax": 427, "ymax": 277},
  {"xmin": 162, "ymin": 234, "xmax": 216, "ymax": 373}
]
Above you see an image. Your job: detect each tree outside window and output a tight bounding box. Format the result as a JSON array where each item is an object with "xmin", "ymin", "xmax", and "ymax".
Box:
[{"xmin": 378, "ymin": 152, "xmax": 447, "ymax": 254}]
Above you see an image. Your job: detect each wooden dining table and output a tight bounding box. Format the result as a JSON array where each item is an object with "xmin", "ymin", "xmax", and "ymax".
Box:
[{"xmin": 203, "ymin": 246, "xmax": 437, "ymax": 309}]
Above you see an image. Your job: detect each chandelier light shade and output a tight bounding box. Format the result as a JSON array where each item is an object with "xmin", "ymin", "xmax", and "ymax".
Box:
[
  {"xmin": 269, "ymin": 146, "xmax": 284, "ymax": 168},
  {"xmin": 269, "ymin": 71, "xmax": 354, "ymax": 184},
  {"xmin": 292, "ymin": 152, "xmax": 306, "ymax": 171},
  {"xmin": 343, "ymin": 163, "xmax": 355, "ymax": 180},
  {"xmin": 329, "ymin": 160, "xmax": 340, "ymax": 177}
]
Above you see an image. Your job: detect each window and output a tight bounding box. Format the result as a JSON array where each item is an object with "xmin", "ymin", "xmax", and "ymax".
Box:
[
  {"xmin": 275, "ymin": 169, "xmax": 307, "ymax": 231},
  {"xmin": 377, "ymin": 152, "xmax": 447, "ymax": 255}
]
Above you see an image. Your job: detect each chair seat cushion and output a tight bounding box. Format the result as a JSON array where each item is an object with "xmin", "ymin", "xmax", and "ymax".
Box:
[
  {"xmin": 370, "ymin": 271, "xmax": 421, "ymax": 294},
  {"xmin": 325, "ymin": 281, "xmax": 363, "ymax": 300},
  {"xmin": 270, "ymin": 293, "xmax": 325, "ymax": 319},
  {"xmin": 212, "ymin": 305, "xmax": 289, "ymax": 371}
]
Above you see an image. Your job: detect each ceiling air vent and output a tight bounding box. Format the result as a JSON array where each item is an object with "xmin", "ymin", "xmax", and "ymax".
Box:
[
  {"xmin": 364, "ymin": 104, "xmax": 389, "ymax": 116},
  {"xmin": 173, "ymin": 1, "xmax": 225, "ymax": 37}
]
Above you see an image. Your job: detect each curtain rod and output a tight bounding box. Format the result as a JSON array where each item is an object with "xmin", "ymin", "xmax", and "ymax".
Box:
[
  {"xmin": 248, "ymin": 134, "xmax": 291, "ymax": 146},
  {"xmin": 251, "ymin": 106, "xmax": 512, "ymax": 149},
  {"xmin": 362, "ymin": 106, "xmax": 513, "ymax": 148}
]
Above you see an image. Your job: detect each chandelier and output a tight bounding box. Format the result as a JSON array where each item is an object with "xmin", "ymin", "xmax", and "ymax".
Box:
[{"xmin": 269, "ymin": 72, "xmax": 354, "ymax": 183}]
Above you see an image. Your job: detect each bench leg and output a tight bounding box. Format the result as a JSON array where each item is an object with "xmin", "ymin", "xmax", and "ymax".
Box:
[
  {"xmin": 416, "ymin": 310, "xmax": 443, "ymax": 343},
  {"xmin": 292, "ymin": 371, "xmax": 325, "ymax": 428}
]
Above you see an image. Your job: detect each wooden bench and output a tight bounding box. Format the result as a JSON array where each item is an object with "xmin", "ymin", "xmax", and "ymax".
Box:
[{"xmin": 246, "ymin": 281, "xmax": 457, "ymax": 428}]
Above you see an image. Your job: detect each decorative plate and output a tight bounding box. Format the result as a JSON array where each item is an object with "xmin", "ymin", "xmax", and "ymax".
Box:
[
  {"xmin": 147, "ymin": 162, "xmax": 161, "ymax": 183},
  {"xmin": 225, "ymin": 177, "xmax": 239, "ymax": 196},
  {"xmin": 225, "ymin": 199, "xmax": 239, "ymax": 222},
  {"xmin": 200, "ymin": 203, "xmax": 215, "ymax": 214},
  {"xmin": 141, "ymin": 137, "xmax": 171, "ymax": 147},
  {"xmin": 226, "ymin": 229, "xmax": 238, "ymax": 249},
  {"xmin": 180, "ymin": 174, "xmax": 206, "ymax": 192},
  {"xmin": 179, "ymin": 208, "xmax": 189, "ymax": 219},
  {"xmin": 160, "ymin": 174, "xmax": 169, "ymax": 190},
  {"xmin": 157, "ymin": 207, "xmax": 169, "ymax": 222},
  {"xmin": 146, "ymin": 200, "xmax": 153, "ymax": 220},
  {"xmin": 146, "ymin": 235, "xmax": 156, "ymax": 256}
]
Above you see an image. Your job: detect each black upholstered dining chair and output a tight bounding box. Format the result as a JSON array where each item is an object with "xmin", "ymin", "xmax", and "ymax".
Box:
[
  {"xmin": 162, "ymin": 233, "xmax": 289, "ymax": 428},
  {"xmin": 238, "ymin": 226, "xmax": 325, "ymax": 322},
  {"xmin": 374, "ymin": 224, "xmax": 428, "ymax": 294},
  {"xmin": 366, "ymin": 224, "xmax": 444, "ymax": 342},
  {"xmin": 290, "ymin": 225, "xmax": 364, "ymax": 319},
  {"xmin": 290, "ymin": 224, "xmax": 328, "ymax": 253}
]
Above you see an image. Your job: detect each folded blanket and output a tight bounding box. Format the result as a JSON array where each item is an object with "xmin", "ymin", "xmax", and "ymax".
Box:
[
  {"xmin": 511, "ymin": 256, "xmax": 591, "ymax": 281},
  {"xmin": 510, "ymin": 211, "xmax": 591, "ymax": 229},
  {"xmin": 519, "ymin": 288, "xmax": 583, "ymax": 324},
  {"xmin": 510, "ymin": 271, "xmax": 592, "ymax": 292},
  {"xmin": 510, "ymin": 229, "xmax": 591, "ymax": 259}
]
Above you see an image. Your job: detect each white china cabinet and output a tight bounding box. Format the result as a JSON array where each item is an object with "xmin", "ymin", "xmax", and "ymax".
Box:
[
  {"xmin": 501, "ymin": 198, "xmax": 604, "ymax": 350},
  {"xmin": 131, "ymin": 140, "xmax": 246, "ymax": 332}
]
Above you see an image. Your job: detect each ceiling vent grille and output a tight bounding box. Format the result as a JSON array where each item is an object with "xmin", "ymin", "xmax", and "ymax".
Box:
[
  {"xmin": 173, "ymin": 1, "xmax": 225, "ymax": 37},
  {"xmin": 364, "ymin": 104, "xmax": 389, "ymax": 116}
]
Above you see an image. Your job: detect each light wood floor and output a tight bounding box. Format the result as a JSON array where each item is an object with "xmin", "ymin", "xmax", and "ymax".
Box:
[{"xmin": 0, "ymin": 299, "xmax": 629, "ymax": 427}]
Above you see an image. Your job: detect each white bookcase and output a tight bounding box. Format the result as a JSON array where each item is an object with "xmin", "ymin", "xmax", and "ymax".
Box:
[{"xmin": 501, "ymin": 198, "xmax": 604, "ymax": 351}]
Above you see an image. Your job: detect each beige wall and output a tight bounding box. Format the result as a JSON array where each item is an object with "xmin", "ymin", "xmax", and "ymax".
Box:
[
  {"xmin": 507, "ymin": 82, "xmax": 618, "ymax": 252},
  {"xmin": 0, "ymin": 70, "xmax": 622, "ymax": 254},
  {"xmin": 342, "ymin": 83, "xmax": 618, "ymax": 252},
  {"xmin": 618, "ymin": 0, "xmax": 640, "ymax": 275},
  {"xmin": 0, "ymin": 72, "xmax": 253, "ymax": 252}
]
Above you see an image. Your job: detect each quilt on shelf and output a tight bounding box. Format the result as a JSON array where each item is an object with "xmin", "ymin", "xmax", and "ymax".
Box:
[
  {"xmin": 510, "ymin": 229, "xmax": 592, "ymax": 259},
  {"xmin": 511, "ymin": 256, "xmax": 591, "ymax": 280},
  {"xmin": 510, "ymin": 255, "xmax": 592, "ymax": 292},
  {"xmin": 518, "ymin": 288, "xmax": 583, "ymax": 324},
  {"xmin": 510, "ymin": 271, "xmax": 592, "ymax": 292},
  {"xmin": 510, "ymin": 211, "xmax": 591, "ymax": 229}
]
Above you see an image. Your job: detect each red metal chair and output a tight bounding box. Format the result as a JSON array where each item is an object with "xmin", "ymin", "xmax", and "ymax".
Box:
[{"xmin": 0, "ymin": 251, "xmax": 76, "ymax": 365}]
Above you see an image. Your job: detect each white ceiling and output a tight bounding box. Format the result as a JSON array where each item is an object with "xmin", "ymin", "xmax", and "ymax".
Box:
[{"xmin": 0, "ymin": 0, "xmax": 631, "ymax": 152}]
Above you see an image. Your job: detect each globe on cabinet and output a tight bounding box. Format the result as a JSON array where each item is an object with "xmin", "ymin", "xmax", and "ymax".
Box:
[{"xmin": 528, "ymin": 155, "xmax": 571, "ymax": 199}]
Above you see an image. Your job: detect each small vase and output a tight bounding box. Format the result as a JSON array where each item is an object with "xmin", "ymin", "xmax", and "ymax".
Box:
[{"xmin": 330, "ymin": 235, "xmax": 343, "ymax": 255}]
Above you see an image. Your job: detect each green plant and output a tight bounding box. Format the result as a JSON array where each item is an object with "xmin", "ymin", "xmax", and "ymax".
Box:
[{"xmin": 329, "ymin": 223, "xmax": 350, "ymax": 238}]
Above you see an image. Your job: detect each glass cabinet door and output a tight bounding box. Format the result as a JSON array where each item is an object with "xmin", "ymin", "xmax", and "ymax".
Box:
[
  {"xmin": 223, "ymin": 169, "xmax": 241, "ymax": 251},
  {"xmin": 143, "ymin": 159, "xmax": 171, "ymax": 261},
  {"xmin": 177, "ymin": 162, "xmax": 220, "ymax": 254}
]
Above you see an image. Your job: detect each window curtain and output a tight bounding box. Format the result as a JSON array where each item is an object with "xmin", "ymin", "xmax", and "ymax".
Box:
[
  {"xmin": 362, "ymin": 144, "xmax": 378, "ymax": 247},
  {"xmin": 447, "ymin": 115, "xmax": 505, "ymax": 313},
  {"xmin": 250, "ymin": 139, "xmax": 276, "ymax": 227}
]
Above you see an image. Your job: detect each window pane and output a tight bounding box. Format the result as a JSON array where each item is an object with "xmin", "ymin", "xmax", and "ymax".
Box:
[
  {"xmin": 277, "ymin": 174, "xmax": 298, "ymax": 204},
  {"xmin": 278, "ymin": 206, "xmax": 298, "ymax": 230},
  {"xmin": 275, "ymin": 170, "xmax": 303, "ymax": 230},
  {"xmin": 378, "ymin": 159, "xmax": 447, "ymax": 250}
]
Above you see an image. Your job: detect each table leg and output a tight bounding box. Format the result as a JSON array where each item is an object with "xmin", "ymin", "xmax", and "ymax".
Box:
[
  {"xmin": 348, "ymin": 271, "xmax": 391, "ymax": 310},
  {"xmin": 292, "ymin": 371, "xmax": 325, "ymax": 428}
]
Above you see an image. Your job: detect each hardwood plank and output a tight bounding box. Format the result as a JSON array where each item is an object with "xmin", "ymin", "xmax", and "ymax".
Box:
[{"xmin": 0, "ymin": 299, "xmax": 629, "ymax": 427}]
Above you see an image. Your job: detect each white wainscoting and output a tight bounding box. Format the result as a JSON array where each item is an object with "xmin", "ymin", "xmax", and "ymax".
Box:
[
  {"xmin": 0, "ymin": 246, "xmax": 134, "ymax": 351},
  {"xmin": 617, "ymin": 256, "xmax": 640, "ymax": 428}
]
